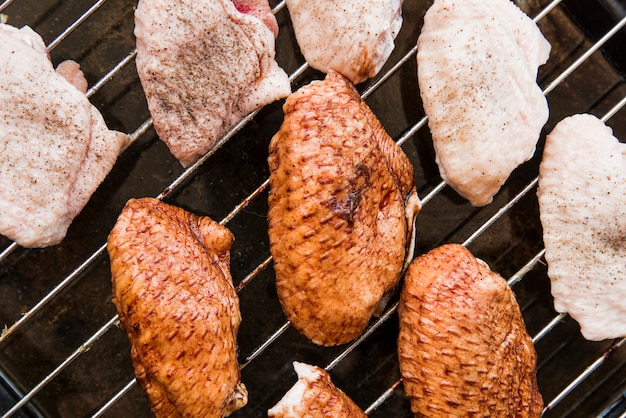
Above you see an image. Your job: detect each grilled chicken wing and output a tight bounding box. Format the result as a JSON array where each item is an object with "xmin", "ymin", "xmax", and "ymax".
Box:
[
  {"xmin": 268, "ymin": 362, "xmax": 366, "ymax": 417},
  {"xmin": 0, "ymin": 23, "xmax": 128, "ymax": 248},
  {"xmin": 108, "ymin": 198, "xmax": 247, "ymax": 417},
  {"xmin": 135, "ymin": 0, "xmax": 291, "ymax": 167},
  {"xmin": 268, "ymin": 71, "xmax": 421, "ymax": 346},
  {"xmin": 285, "ymin": 0, "xmax": 403, "ymax": 84},
  {"xmin": 538, "ymin": 114, "xmax": 626, "ymax": 341},
  {"xmin": 417, "ymin": 0, "xmax": 550, "ymax": 206},
  {"xmin": 398, "ymin": 244, "xmax": 542, "ymax": 417}
]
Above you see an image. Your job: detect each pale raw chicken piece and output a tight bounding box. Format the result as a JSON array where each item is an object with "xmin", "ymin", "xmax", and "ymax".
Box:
[
  {"xmin": 538, "ymin": 114, "xmax": 626, "ymax": 341},
  {"xmin": 0, "ymin": 23, "xmax": 128, "ymax": 248},
  {"xmin": 135, "ymin": 0, "xmax": 291, "ymax": 167},
  {"xmin": 268, "ymin": 362, "xmax": 366, "ymax": 417},
  {"xmin": 398, "ymin": 244, "xmax": 543, "ymax": 416},
  {"xmin": 285, "ymin": 0, "xmax": 403, "ymax": 85},
  {"xmin": 418, "ymin": 0, "xmax": 551, "ymax": 206}
]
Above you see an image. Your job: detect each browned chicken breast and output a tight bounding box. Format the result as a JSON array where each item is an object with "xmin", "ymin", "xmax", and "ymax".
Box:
[
  {"xmin": 268, "ymin": 71, "xmax": 421, "ymax": 346},
  {"xmin": 108, "ymin": 198, "xmax": 247, "ymax": 417},
  {"xmin": 398, "ymin": 244, "xmax": 542, "ymax": 417},
  {"xmin": 268, "ymin": 362, "xmax": 366, "ymax": 417}
]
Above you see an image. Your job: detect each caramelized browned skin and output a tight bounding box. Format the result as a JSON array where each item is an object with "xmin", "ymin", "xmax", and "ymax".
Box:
[
  {"xmin": 108, "ymin": 198, "xmax": 247, "ymax": 417},
  {"xmin": 398, "ymin": 244, "xmax": 542, "ymax": 417},
  {"xmin": 268, "ymin": 362, "xmax": 366, "ymax": 418},
  {"xmin": 268, "ymin": 71, "xmax": 419, "ymax": 346}
]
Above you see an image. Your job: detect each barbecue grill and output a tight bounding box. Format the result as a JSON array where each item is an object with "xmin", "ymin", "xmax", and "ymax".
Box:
[{"xmin": 1, "ymin": 0, "xmax": 625, "ymax": 416}]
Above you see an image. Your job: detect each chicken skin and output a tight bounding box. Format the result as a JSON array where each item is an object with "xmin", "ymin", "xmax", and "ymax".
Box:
[
  {"xmin": 268, "ymin": 71, "xmax": 421, "ymax": 346},
  {"xmin": 398, "ymin": 244, "xmax": 542, "ymax": 417},
  {"xmin": 268, "ymin": 362, "xmax": 366, "ymax": 418},
  {"xmin": 135, "ymin": 0, "xmax": 291, "ymax": 167},
  {"xmin": 285, "ymin": 0, "xmax": 403, "ymax": 84},
  {"xmin": 108, "ymin": 198, "xmax": 247, "ymax": 417},
  {"xmin": 0, "ymin": 23, "xmax": 128, "ymax": 247},
  {"xmin": 417, "ymin": 0, "xmax": 550, "ymax": 206},
  {"xmin": 538, "ymin": 114, "xmax": 626, "ymax": 341}
]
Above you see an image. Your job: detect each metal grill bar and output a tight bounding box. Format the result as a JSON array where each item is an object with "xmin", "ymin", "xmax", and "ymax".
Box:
[
  {"xmin": 0, "ymin": 316, "xmax": 119, "ymax": 418},
  {"xmin": 0, "ymin": 2, "xmax": 290, "ymax": 414},
  {"xmin": 0, "ymin": 0, "xmax": 426, "ymax": 352},
  {"xmin": 0, "ymin": 5, "xmax": 364, "ymax": 399},
  {"xmin": 362, "ymin": 44, "xmax": 417, "ymax": 101},
  {"xmin": 361, "ymin": 90, "xmax": 626, "ymax": 414},
  {"xmin": 543, "ymin": 337, "xmax": 626, "ymax": 413},
  {"xmin": 361, "ymin": 252, "xmax": 564, "ymax": 414},
  {"xmin": 533, "ymin": 312, "xmax": 567, "ymax": 344},
  {"xmin": 237, "ymin": 135, "xmax": 453, "ymax": 372},
  {"xmin": 542, "ymin": 15, "xmax": 626, "ymax": 96},
  {"xmin": 0, "ymin": 0, "xmax": 624, "ymax": 416},
  {"xmin": 0, "ymin": 244, "xmax": 108, "ymax": 343},
  {"xmin": 603, "ymin": 94, "xmax": 626, "ymax": 122},
  {"xmin": 0, "ymin": 0, "xmax": 444, "ymax": 346},
  {"xmin": 0, "ymin": 243, "xmax": 16, "ymax": 264},
  {"xmin": 0, "ymin": 0, "xmax": 14, "ymax": 13},
  {"xmin": 364, "ymin": 379, "xmax": 404, "ymax": 415},
  {"xmin": 0, "ymin": 0, "xmax": 291, "ymax": 345},
  {"xmin": 90, "ymin": 379, "xmax": 135, "ymax": 418},
  {"xmin": 509, "ymin": 249, "xmax": 546, "ymax": 289},
  {"xmin": 86, "ymin": 49, "xmax": 137, "ymax": 98},
  {"xmin": 533, "ymin": 0, "xmax": 564, "ymax": 22},
  {"xmin": 460, "ymin": 177, "xmax": 539, "ymax": 248},
  {"xmin": 92, "ymin": 88, "xmax": 626, "ymax": 418},
  {"xmin": 46, "ymin": 0, "xmax": 109, "ymax": 51},
  {"xmin": 248, "ymin": 4, "xmax": 626, "ymax": 411},
  {"xmin": 362, "ymin": 323, "xmax": 626, "ymax": 415}
]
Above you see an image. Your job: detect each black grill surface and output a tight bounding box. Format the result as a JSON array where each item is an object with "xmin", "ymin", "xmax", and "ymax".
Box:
[{"xmin": 0, "ymin": 0, "xmax": 625, "ymax": 417}]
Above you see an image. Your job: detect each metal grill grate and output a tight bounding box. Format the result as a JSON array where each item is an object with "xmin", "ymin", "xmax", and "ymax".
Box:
[{"xmin": 0, "ymin": 0, "xmax": 625, "ymax": 417}]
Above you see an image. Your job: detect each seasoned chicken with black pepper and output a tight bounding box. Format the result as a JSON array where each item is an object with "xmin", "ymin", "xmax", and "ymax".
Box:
[
  {"xmin": 398, "ymin": 244, "xmax": 543, "ymax": 417},
  {"xmin": 268, "ymin": 71, "xmax": 421, "ymax": 346},
  {"xmin": 268, "ymin": 362, "xmax": 366, "ymax": 417},
  {"xmin": 108, "ymin": 198, "xmax": 247, "ymax": 417},
  {"xmin": 135, "ymin": 0, "xmax": 291, "ymax": 167},
  {"xmin": 417, "ymin": 0, "xmax": 550, "ymax": 206},
  {"xmin": 0, "ymin": 23, "xmax": 128, "ymax": 248},
  {"xmin": 538, "ymin": 114, "xmax": 626, "ymax": 341}
]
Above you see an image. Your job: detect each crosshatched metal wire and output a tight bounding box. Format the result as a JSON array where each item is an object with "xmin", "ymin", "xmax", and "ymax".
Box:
[{"xmin": 0, "ymin": 0, "xmax": 625, "ymax": 417}]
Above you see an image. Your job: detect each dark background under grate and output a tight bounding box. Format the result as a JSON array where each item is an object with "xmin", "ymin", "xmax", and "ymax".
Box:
[{"xmin": 0, "ymin": 0, "xmax": 625, "ymax": 417}]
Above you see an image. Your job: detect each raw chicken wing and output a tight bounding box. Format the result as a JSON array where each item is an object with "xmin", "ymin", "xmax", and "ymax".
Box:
[
  {"xmin": 398, "ymin": 244, "xmax": 543, "ymax": 416},
  {"xmin": 135, "ymin": 0, "xmax": 291, "ymax": 167},
  {"xmin": 285, "ymin": 0, "xmax": 403, "ymax": 85},
  {"xmin": 268, "ymin": 71, "xmax": 421, "ymax": 346},
  {"xmin": 268, "ymin": 362, "xmax": 366, "ymax": 418},
  {"xmin": 0, "ymin": 23, "xmax": 128, "ymax": 248},
  {"xmin": 108, "ymin": 198, "xmax": 247, "ymax": 417},
  {"xmin": 417, "ymin": 0, "xmax": 551, "ymax": 206},
  {"xmin": 538, "ymin": 113, "xmax": 626, "ymax": 341}
]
